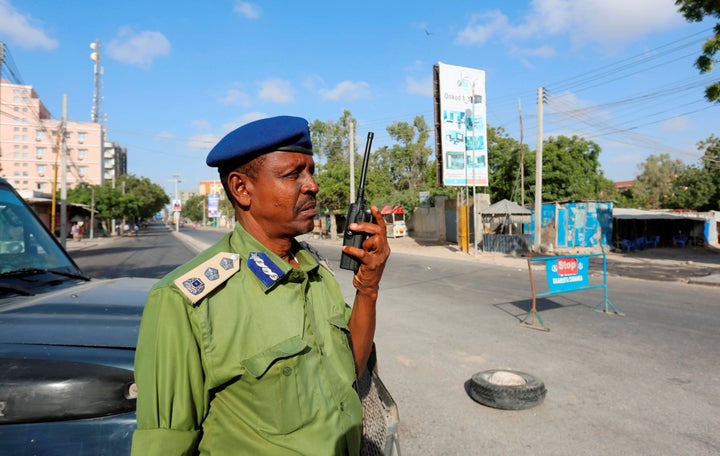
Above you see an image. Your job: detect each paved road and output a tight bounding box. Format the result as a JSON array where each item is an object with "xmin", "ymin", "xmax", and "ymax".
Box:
[
  {"xmin": 67, "ymin": 223, "xmax": 195, "ymax": 278},
  {"xmin": 67, "ymin": 225, "xmax": 720, "ymax": 455}
]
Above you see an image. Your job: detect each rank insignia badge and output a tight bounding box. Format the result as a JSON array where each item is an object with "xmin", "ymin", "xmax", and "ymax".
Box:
[
  {"xmin": 174, "ymin": 252, "xmax": 240, "ymax": 304},
  {"xmin": 182, "ymin": 277, "xmax": 205, "ymax": 295},
  {"xmin": 248, "ymin": 252, "xmax": 285, "ymax": 287}
]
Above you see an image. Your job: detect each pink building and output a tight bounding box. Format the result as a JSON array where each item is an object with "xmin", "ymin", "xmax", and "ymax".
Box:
[{"xmin": 0, "ymin": 79, "xmax": 103, "ymax": 192}]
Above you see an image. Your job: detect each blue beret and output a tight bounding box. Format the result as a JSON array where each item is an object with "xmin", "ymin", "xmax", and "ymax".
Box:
[{"xmin": 206, "ymin": 115, "xmax": 313, "ymax": 168}]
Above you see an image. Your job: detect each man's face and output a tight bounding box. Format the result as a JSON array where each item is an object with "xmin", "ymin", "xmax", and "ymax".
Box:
[{"xmin": 242, "ymin": 151, "xmax": 319, "ymax": 239}]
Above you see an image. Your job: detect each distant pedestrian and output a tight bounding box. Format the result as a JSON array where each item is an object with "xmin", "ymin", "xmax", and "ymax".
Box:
[
  {"xmin": 71, "ymin": 223, "xmax": 80, "ymax": 241},
  {"xmin": 133, "ymin": 224, "xmax": 139, "ymax": 236}
]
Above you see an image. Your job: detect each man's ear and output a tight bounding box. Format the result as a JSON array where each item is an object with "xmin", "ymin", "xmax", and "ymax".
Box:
[{"xmin": 227, "ymin": 171, "xmax": 251, "ymax": 208}]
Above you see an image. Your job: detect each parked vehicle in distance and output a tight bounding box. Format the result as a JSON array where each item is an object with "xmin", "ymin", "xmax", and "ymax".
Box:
[{"xmin": 0, "ymin": 177, "xmax": 155, "ymax": 455}]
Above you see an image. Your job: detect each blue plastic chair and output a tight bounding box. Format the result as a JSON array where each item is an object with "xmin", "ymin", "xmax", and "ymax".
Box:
[{"xmin": 622, "ymin": 239, "xmax": 635, "ymax": 252}]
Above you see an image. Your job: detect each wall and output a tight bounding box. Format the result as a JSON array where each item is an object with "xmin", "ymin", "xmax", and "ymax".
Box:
[
  {"xmin": 408, "ymin": 196, "xmax": 446, "ymax": 240},
  {"xmin": 407, "ymin": 193, "xmax": 490, "ymax": 245}
]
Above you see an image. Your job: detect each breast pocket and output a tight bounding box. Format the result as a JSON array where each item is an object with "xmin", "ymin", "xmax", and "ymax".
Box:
[{"xmin": 241, "ymin": 337, "xmax": 308, "ymax": 435}]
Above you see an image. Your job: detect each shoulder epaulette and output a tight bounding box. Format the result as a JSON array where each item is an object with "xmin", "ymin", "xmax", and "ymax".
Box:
[
  {"xmin": 299, "ymin": 241, "xmax": 334, "ymax": 275},
  {"xmin": 173, "ymin": 252, "xmax": 240, "ymax": 304}
]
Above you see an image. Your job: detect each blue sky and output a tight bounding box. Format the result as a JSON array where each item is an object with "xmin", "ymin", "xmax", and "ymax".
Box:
[{"xmin": 1, "ymin": 0, "xmax": 717, "ymax": 197}]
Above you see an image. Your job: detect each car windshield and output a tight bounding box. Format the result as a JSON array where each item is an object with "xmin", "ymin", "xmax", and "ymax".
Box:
[{"xmin": 0, "ymin": 185, "xmax": 80, "ymax": 276}]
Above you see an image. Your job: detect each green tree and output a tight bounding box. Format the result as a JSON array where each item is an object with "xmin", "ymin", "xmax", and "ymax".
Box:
[
  {"xmin": 486, "ymin": 125, "xmax": 525, "ymax": 204},
  {"xmin": 526, "ymin": 135, "xmax": 615, "ymax": 202},
  {"xmin": 66, "ymin": 175, "xmax": 168, "ymax": 229},
  {"xmin": 182, "ymin": 194, "xmax": 206, "ymax": 223},
  {"xmin": 666, "ymin": 134, "xmax": 720, "ymax": 210},
  {"xmin": 118, "ymin": 174, "xmax": 168, "ymax": 221},
  {"xmin": 697, "ymin": 134, "xmax": 720, "ymax": 209},
  {"xmin": 374, "ymin": 116, "xmax": 435, "ymax": 210},
  {"xmin": 675, "ymin": 0, "xmax": 720, "ymax": 102},
  {"xmin": 665, "ymin": 166, "xmax": 713, "ymax": 209},
  {"xmin": 219, "ymin": 197, "xmax": 234, "ymax": 224},
  {"xmin": 631, "ymin": 153, "xmax": 686, "ymax": 209},
  {"xmin": 310, "ymin": 111, "xmax": 354, "ymax": 214}
]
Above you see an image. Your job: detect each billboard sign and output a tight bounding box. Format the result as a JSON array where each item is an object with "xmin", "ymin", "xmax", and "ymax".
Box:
[
  {"xmin": 207, "ymin": 193, "xmax": 220, "ymax": 218},
  {"xmin": 434, "ymin": 62, "xmax": 489, "ymax": 187}
]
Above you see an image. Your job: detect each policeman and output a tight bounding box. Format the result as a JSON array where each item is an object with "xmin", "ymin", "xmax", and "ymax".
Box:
[{"xmin": 131, "ymin": 115, "xmax": 390, "ymax": 455}]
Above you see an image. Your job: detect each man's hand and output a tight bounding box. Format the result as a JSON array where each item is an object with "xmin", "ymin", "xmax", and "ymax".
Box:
[
  {"xmin": 344, "ymin": 205, "xmax": 390, "ymax": 376},
  {"xmin": 342, "ymin": 205, "xmax": 391, "ymax": 296}
]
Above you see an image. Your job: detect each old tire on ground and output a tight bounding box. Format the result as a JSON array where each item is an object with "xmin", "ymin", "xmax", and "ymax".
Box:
[{"xmin": 467, "ymin": 369, "xmax": 546, "ymax": 410}]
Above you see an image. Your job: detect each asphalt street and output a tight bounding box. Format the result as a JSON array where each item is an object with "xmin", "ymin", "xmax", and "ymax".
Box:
[{"xmin": 66, "ymin": 226, "xmax": 720, "ymax": 455}]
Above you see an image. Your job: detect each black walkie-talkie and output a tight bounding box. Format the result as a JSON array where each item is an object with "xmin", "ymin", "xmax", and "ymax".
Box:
[{"xmin": 340, "ymin": 132, "xmax": 374, "ymax": 271}]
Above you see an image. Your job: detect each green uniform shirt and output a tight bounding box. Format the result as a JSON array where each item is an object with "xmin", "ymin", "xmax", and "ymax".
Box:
[{"xmin": 131, "ymin": 224, "xmax": 362, "ymax": 455}]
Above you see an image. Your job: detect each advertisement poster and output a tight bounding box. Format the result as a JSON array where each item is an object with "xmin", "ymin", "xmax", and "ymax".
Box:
[
  {"xmin": 436, "ymin": 62, "xmax": 488, "ymax": 187},
  {"xmin": 546, "ymin": 256, "xmax": 589, "ymax": 293},
  {"xmin": 207, "ymin": 193, "xmax": 220, "ymax": 218}
]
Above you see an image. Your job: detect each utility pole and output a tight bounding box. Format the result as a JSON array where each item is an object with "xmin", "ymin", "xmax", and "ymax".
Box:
[
  {"xmin": 349, "ymin": 120, "xmax": 355, "ymax": 203},
  {"xmin": 90, "ymin": 39, "xmax": 109, "ymax": 235},
  {"xmin": 89, "ymin": 39, "xmax": 102, "ymax": 124},
  {"xmin": 533, "ymin": 87, "xmax": 544, "ymax": 251},
  {"xmin": 90, "ymin": 187, "xmax": 95, "ymax": 239},
  {"xmin": 471, "ymin": 82, "xmax": 478, "ymax": 256},
  {"xmin": 170, "ymin": 174, "xmax": 182, "ymax": 232},
  {"xmin": 51, "ymin": 122, "xmax": 62, "ymax": 235},
  {"xmin": 518, "ymin": 98, "xmax": 525, "ymax": 207},
  {"xmin": 60, "ymin": 95, "xmax": 68, "ymax": 248}
]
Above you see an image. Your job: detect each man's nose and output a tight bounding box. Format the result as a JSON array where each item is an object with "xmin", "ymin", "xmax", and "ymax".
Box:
[{"xmin": 304, "ymin": 175, "xmax": 319, "ymax": 193}]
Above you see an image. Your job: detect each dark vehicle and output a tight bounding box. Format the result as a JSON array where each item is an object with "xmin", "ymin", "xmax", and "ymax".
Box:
[{"xmin": 0, "ymin": 177, "xmax": 155, "ymax": 455}]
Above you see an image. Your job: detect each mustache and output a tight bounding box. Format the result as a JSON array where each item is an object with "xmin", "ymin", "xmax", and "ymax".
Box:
[{"xmin": 299, "ymin": 198, "xmax": 317, "ymax": 211}]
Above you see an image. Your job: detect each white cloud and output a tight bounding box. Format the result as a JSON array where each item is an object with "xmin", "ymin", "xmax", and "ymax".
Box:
[
  {"xmin": 515, "ymin": 44, "xmax": 556, "ymax": 58},
  {"xmin": 155, "ymin": 131, "xmax": 176, "ymax": 140},
  {"xmin": 234, "ymin": 1, "xmax": 261, "ymax": 19},
  {"xmin": 406, "ymin": 76, "xmax": 432, "ymax": 96},
  {"xmin": 560, "ymin": 0, "xmax": 683, "ymax": 48},
  {"xmin": 258, "ymin": 78, "xmax": 294, "ymax": 103},
  {"xmin": 455, "ymin": 10, "xmax": 511, "ymax": 46},
  {"xmin": 186, "ymin": 133, "xmax": 219, "ymax": 151},
  {"xmin": 318, "ymin": 81, "xmax": 370, "ymax": 101},
  {"xmin": 0, "ymin": 0, "xmax": 57, "ymax": 50},
  {"xmin": 192, "ymin": 119, "xmax": 212, "ymax": 130},
  {"xmin": 220, "ymin": 88, "xmax": 252, "ymax": 106},
  {"xmin": 301, "ymin": 75, "xmax": 325, "ymax": 92},
  {"xmin": 659, "ymin": 115, "xmax": 689, "ymax": 132},
  {"xmin": 106, "ymin": 27, "xmax": 171, "ymax": 69},
  {"xmin": 456, "ymin": 0, "xmax": 684, "ymax": 52}
]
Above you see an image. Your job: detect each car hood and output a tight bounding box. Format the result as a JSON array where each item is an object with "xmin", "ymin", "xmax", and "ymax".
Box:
[{"xmin": 0, "ymin": 277, "xmax": 155, "ymax": 349}]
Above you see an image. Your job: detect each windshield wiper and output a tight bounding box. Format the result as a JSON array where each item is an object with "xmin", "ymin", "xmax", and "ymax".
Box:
[
  {"xmin": 0, "ymin": 284, "xmax": 34, "ymax": 296},
  {"xmin": 0, "ymin": 268, "xmax": 91, "ymax": 281}
]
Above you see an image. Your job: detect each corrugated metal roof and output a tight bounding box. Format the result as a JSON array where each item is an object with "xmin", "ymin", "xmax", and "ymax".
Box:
[
  {"xmin": 481, "ymin": 199, "xmax": 532, "ymax": 215},
  {"xmin": 613, "ymin": 208, "xmax": 706, "ymax": 221}
]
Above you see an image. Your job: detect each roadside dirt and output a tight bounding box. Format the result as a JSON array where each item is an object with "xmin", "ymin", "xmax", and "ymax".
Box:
[{"xmin": 382, "ymin": 236, "xmax": 720, "ymax": 284}]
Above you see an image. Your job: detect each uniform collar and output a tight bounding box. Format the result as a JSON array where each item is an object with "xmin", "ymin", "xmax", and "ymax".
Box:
[{"xmin": 229, "ymin": 223, "xmax": 319, "ymax": 292}]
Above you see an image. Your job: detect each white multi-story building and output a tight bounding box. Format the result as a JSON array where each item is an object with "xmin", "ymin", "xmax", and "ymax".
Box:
[{"xmin": 0, "ymin": 79, "xmax": 123, "ymax": 192}]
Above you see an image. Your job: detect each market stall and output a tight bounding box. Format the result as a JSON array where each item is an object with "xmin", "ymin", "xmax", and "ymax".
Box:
[{"xmin": 381, "ymin": 205, "xmax": 406, "ymax": 238}]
